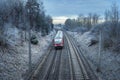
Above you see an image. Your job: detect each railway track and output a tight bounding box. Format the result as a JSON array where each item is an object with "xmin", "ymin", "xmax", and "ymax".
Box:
[
  {"xmin": 26, "ymin": 31, "xmax": 98, "ymax": 80},
  {"xmin": 65, "ymin": 33, "xmax": 89, "ymax": 80},
  {"xmin": 65, "ymin": 32, "xmax": 98, "ymax": 80}
]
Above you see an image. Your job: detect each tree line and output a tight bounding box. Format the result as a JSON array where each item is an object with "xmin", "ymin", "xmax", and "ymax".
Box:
[{"xmin": 65, "ymin": 13, "xmax": 99, "ymax": 29}]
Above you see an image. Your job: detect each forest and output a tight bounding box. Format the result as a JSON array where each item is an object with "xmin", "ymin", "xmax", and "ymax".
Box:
[{"xmin": 0, "ymin": 0, "xmax": 53, "ymax": 49}]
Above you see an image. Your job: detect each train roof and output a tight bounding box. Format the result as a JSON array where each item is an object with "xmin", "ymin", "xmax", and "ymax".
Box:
[{"xmin": 55, "ymin": 30, "xmax": 63, "ymax": 39}]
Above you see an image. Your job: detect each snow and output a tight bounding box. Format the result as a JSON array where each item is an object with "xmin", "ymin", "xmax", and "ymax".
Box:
[
  {"xmin": 68, "ymin": 31, "xmax": 98, "ymax": 46},
  {"xmin": 68, "ymin": 31, "xmax": 120, "ymax": 80},
  {"xmin": 3, "ymin": 23, "xmax": 21, "ymax": 46},
  {"xmin": 0, "ymin": 23, "xmax": 56, "ymax": 80}
]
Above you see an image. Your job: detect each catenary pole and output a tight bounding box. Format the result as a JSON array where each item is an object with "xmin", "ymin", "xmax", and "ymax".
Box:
[
  {"xmin": 27, "ymin": 0, "xmax": 32, "ymax": 72},
  {"xmin": 97, "ymin": 30, "xmax": 102, "ymax": 72}
]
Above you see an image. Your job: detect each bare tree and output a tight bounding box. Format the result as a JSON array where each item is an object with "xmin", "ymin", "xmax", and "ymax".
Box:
[
  {"xmin": 92, "ymin": 13, "xmax": 99, "ymax": 25},
  {"xmin": 110, "ymin": 3, "xmax": 119, "ymax": 40},
  {"xmin": 104, "ymin": 10, "xmax": 111, "ymax": 22},
  {"xmin": 88, "ymin": 13, "xmax": 92, "ymax": 28},
  {"xmin": 77, "ymin": 14, "xmax": 84, "ymax": 26}
]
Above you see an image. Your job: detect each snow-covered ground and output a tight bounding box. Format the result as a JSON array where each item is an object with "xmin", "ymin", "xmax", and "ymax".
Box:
[
  {"xmin": 68, "ymin": 31, "xmax": 120, "ymax": 80},
  {"xmin": 0, "ymin": 24, "xmax": 56, "ymax": 80}
]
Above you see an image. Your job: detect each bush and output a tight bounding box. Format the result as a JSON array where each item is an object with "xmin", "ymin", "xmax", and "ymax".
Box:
[
  {"xmin": 30, "ymin": 35, "xmax": 39, "ymax": 45},
  {"xmin": 31, "ymin": 38, "xmax": 38, "ymax": 45}
]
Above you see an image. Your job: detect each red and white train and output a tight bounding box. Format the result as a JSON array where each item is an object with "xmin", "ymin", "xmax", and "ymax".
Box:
[{"xmin": 53, "ymin": 30, "xmax": 64, "ymax": 49}]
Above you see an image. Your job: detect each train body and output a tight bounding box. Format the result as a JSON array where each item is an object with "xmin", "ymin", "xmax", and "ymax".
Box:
[{"xmin": 53, "ymin": 30, "xmax": 64, "ymax": 49}]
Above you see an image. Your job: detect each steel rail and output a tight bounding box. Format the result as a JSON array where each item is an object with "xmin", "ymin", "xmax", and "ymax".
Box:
[{"xmin": 65, "ymin": 32, "xmax": 89, "ymax": 80}]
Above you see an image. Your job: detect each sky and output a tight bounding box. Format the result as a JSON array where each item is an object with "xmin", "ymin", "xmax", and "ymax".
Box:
[{"xmin": 42, "ymin": 0, "xmax": 120, "ymax": 24}]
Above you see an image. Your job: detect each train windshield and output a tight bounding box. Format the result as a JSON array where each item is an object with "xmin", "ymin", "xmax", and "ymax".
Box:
[{"xmin": 55, "ymin": 36, "xmax": 61, "ymax": 39}]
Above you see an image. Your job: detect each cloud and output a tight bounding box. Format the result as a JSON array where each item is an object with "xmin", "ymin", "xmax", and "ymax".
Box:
[{"xmin": 53, "ymin": 15, "xmax": 78, "ymax": 24}]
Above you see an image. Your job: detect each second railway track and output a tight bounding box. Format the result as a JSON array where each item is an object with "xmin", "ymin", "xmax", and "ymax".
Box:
[
  {"xmin": 65, "ymin": 32, "xmax": 98, "ymax": 80},
  {"xmin": 65, "ymin": 33, "xmax": 89, "ymax": 80}
]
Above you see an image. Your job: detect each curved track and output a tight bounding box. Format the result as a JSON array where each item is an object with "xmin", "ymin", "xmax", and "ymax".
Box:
[{"xmin": 26, "ymin": 31, "xmax": 98, "ymax": 80}]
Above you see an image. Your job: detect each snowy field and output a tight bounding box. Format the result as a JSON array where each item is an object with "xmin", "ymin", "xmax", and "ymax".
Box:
[
  {"xmin": 0, "ymin": 24, "xmax": 56, "ymax": 80},
  {"xmin": 68, "ymin": 31, "xmax": 120, "ymax": 80}
]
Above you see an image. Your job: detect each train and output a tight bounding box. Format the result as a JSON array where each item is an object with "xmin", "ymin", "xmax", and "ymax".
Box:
[{"xmin": 53, "ymin": 30, "xmax": 64, "ymax": 49}]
